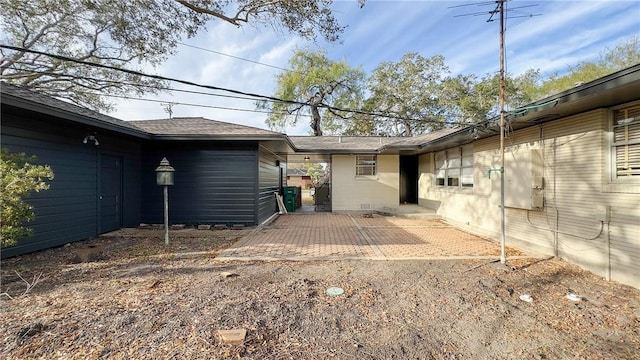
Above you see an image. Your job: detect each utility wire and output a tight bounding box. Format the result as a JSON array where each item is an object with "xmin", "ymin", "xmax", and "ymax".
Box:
[
  {"xmin": 177, "ymin": 42, "xmax": 303, "ymax": 75},
  {"xmin": 1, "ymin": 44, "xmax": 489, "ymax": 127},
  {"xmin": 4, "ymin": 66, "xmax": 265, "ymax": 102},
  {"xmin": 1, "ymin": 44, "xmax": 297, "ymax": 105},
  {"xmin": 73, "ymin": 91, "xmax": 313, "ymax": 118}
]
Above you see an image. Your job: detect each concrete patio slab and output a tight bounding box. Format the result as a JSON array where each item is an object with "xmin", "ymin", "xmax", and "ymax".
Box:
[{"xmin": 216, "ymin": 213, "xmax": 533, "ymax": 261}]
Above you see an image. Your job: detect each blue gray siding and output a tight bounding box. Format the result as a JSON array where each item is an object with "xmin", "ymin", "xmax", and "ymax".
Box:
[
  {"xmin": 1, "ymin": 108, "xmax": 142, "ymax": 257},
  {"xmin": 141, "ymin": 142, "xmax": 259, "ymax": 226},
  {"xmin": 257, "ymin": 147, "xmax": 281, "ymax": 224}
]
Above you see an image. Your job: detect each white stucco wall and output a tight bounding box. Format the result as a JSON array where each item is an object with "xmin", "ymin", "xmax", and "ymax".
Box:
[{"xmin": 331, "ymin": 154, "xmax": 399, "ymax": 212}]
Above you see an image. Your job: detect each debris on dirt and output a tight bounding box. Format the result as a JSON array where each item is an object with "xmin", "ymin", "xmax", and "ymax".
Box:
[
  {"xmin": 566, "ymin": 293, "xmax": 582, "ymax": 302},
  {"xmin": 16, "ymin": 323, "xmax": 46, "ymax": 338},
  {"xmin": 220, "ymin": 271, "xmax": 239, "ymax": 279},
  {"xmin": 519, "ymin": 294, "xmax": 534, "ymax": 303},
  {"xmin": 1, "ymin": 228, "xmax": 639, "ymax": 359},
  {"xmin": 217, "ymin": 329, "xmax": 247, "ymax": 345},
  {"xmin": 73, "ymin": 244, "xmax": 103, "ymax": 263}
]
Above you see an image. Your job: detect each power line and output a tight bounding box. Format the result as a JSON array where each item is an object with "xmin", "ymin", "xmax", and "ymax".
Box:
[
  {"xmin": 4, "ymin": 66, "xmax": 266, "ymax": 102},
  {"xmin": 72, "ymin": 91, "xmax": 313, "ymax": 118},
  {"xmin": 1, "ymin": 44, "xmax": 296, "ymax": 105},
  {"xmin": 1, "ymin": 44, "xmax": 488, "ymax": 127},
  {"xmin": 177, "ymin": 42, "xmax": 302, "ymax": 75}
]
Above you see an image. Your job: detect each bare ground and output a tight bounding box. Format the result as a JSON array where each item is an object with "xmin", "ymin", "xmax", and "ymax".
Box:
[{"xmin": 1, "ymin": 227, "xmax": 639, "ymax": 359}]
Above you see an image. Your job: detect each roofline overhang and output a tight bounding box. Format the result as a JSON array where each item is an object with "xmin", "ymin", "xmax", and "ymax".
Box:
[
  {"xmin": 288, "ymin": 148, "xmax": 381, "ymax": 154},
  {"xmin": 150, "ymin": 133, "xmax": 294, "ymax": 143},
  {"xmin": 413, "ymin": 64, "xmax": 640, "ymax": 153},
  {"xmin": 2, "ymin": 93, "xmax": 152, "ymax": 139}
]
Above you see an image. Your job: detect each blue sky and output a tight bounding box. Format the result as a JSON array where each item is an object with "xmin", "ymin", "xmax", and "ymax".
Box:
[{"xmin": 111, "ymin": 0, "xmax": 640, "ymax": 135}]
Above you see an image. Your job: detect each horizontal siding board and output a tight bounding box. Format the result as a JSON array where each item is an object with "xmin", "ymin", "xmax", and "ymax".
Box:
[
  {"xmin": 419, "ymin": 108, "xmax": 640, "ymax": 288},
  {"xmin": 2, "ymin": 108, "xmax": 143, "ymax": 257},
  {"xmin": 141, "ymin": 142, "xmax": 259, "ymax": 226},
  {"xmin": 258, "ymin": 147, "xmax": 280, "ymax": 224},
  {"xmin": 1, "ymin": 127, "xmax": 98, "ymax": 257}
]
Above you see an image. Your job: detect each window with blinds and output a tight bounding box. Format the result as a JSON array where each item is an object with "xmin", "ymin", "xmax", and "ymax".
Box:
[
  {"xmin": 435, "ymin": 145, "xmax": 473, "ymax": 188},
  {"xmin": 612, "ymin": 105, "xmax": 640, "ymax": 180},
  {"xmin": 355, "ymin": 155, "xmax": 376, "ymax": 176}
]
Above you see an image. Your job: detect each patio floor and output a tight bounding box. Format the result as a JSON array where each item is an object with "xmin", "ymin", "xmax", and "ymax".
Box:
[{"xmin": 216, "ymin": 213, "xmax": 533, "ymax": 261}]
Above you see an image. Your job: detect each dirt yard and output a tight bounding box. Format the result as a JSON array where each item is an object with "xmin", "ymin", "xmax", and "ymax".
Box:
[{"xmin": 1, "ymin": 227, "xmax": 639, "ymax": 359}]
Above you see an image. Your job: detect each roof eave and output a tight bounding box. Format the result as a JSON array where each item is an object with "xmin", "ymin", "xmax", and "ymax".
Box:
[
  {"xmin": 291, "ymin": 148, "xmax": 381, "ymax": 154},
  {"xmin": 2, "ymin": 94, "xmax": 151, "ymax": 139},
  {"xmin": 150, "ymin": 134, "xmax": 290, "ymax": 142},
  {"xmin": 416, "ymin": 64, "xmax": 640, "ymax": 153}
]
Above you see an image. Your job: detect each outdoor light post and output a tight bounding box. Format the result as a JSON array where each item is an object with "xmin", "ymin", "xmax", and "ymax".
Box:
[{"xmin": 155, "ymin": 157, "xmax": 175, "ymax": 245}]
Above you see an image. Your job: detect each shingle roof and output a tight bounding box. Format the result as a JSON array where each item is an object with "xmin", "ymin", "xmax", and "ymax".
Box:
[
  {"xmin": 0, "ymin": 82, "xmax": 147, "ymax": 136},
  {"xmin": 130, "ymin": 117, "xmax": 284, "ymax": 137},
  {"xmin": 288, "ymin": 136, "xmax": 398, "ymax": 152},
  {"xmin": 384, "ymin": 128, "xmax": 463, "ymax": 147},
  {"xmin": 288, "ymin": 129, "xmax": 463, "ymax": 153}
]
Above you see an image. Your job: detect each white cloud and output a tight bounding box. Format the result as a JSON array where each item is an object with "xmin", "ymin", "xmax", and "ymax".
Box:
[{"xmin": 108, "ymin": 0, "xmax": 639, "ymax": 134}]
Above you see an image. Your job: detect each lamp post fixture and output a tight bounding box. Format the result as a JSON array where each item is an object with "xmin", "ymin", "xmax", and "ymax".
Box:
[{"xmin": 155, "ymin": 157, "xmax": 175, "ymax": 245}]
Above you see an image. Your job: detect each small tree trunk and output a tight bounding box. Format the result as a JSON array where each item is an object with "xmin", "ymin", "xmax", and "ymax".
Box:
[{"xmin": 310, "ymin": 105, "xmax": 323, "ymax": 136}]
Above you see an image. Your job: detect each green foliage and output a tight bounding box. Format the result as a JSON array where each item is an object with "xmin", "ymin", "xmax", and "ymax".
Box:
[
  {"xmin": 0, "ymin": 149, "xmax": 54, "ymax": 247},
  {"xmin": 0, "ymin": 0, "xmax": 352, "ymax": 111},
  {"xmin": 288, "ymin": 162, "xmax": 325, "ymax": 185},
  {"xmin": 367, "ymin": 53, "xmax": 450, "ymax": 136},
  {"xmin": 440, "ymin": 69, "xmax": 542, "ymax": 124},
  {"xmin": 263, "ymin": 36, "xmax": 637, "ymax": 136},
  {"xmin": 532, "ymin": 36, "xmax": 640, "ymax": 99},
  {"xmin": 259, "ymin": 49, "xmax": 366, "ymax": 136}
]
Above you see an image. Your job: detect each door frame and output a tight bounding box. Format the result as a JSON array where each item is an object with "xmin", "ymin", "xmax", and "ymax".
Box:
[{"xmin": 98, "ymin": 152, "xmax": 123, "ymax": 234}]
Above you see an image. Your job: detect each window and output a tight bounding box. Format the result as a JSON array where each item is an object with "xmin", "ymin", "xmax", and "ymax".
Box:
[
  {"xmin": 356, "ymin": 155, "xmax": 376, "ymax": 176},
  {"xmin": 435, "ymin": 145, "xmax": 473, "ymax": 188},
  {"xmin": 612, "ymin": 105, "xmax": 640, "ymax": 180}
]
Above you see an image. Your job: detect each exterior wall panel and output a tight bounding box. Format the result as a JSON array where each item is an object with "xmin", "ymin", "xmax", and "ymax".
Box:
[
  {"xmin": 418, "ymin": 108, "xmax": 640, "ymax": 288},
  {"xmin": 141, "ymin": 142, "xmax": 258, "ymax": 226},
  {"xmin": 257, "ymin": 147, "xmax": 280, "ymax": 224},
  {"xmin": 332, "ymin": 154, "xmax": 399, "ymax": 212},
  {"xmin": 1, "ymin": 110, "xmax": 142, "ymax": 257}
]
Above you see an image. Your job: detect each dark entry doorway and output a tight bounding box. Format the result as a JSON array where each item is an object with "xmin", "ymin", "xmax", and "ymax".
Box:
[
  {"xmin": 399, "ymin": 155, "xmax": 418, "ymax": 204},
  {"xmin": 100, "ymin": 154, "xmax": 122, "ymax": 233}
]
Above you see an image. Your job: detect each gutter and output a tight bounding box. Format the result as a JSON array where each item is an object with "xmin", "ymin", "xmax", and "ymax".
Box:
[{"xmin": 150, "ymin": 134, "xmax": 291, "ymax": 142}]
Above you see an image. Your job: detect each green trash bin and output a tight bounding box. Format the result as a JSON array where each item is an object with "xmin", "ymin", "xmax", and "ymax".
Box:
[{"xmin": 283, "ymin": 186, "xmax": 298, "ymax": 212}]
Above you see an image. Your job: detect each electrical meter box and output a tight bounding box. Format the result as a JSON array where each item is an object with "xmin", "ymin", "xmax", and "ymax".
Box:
[{"xmin": 504, "ymin": 147, "xmax": 544, "ymax": 210}]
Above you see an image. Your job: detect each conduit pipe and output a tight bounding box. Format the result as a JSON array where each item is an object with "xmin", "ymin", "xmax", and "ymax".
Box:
[{"xmin": 526, "ymin": 207, "xmax": 605, "ymax": 241}]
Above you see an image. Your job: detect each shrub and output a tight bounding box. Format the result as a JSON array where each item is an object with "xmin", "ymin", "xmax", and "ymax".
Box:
[{"xmin": 1, "ymin": 148, "xmax": 54, "ymax": 247}]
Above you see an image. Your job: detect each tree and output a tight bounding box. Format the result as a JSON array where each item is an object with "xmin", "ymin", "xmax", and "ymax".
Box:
[
  {"xmin": 259, "ymin": 49, "xmax": 366, "ymax": 136},
  {"xmin": 288, "ymin": 162, "xmax": 325, "ymax": 185},
  {"xmin": 366, "ymin": 53, "xmax": 450, "ymax": 136},
  {"xmin": 532, "ymin": 36, "xmax": 640, "ymax": 100},
  {"xmin": 0, "ymin": 0, "xmax": 357, "ymax": 112},
  {"xmin": 0, "ymin": 149, "xmax": 54, "ymax": 247},
  {"xmin": 440, "ymin": 69, "xmax": 541, "ymax": 124}
]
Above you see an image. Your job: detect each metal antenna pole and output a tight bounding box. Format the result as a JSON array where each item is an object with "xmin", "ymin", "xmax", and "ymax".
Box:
[
  {"xmin": 452, "ymin": 0, "xmax": 542, "ymax": 265},
  {"xmin": 499, "ymin": 0, "xmax": 507, "ymax": 264}
]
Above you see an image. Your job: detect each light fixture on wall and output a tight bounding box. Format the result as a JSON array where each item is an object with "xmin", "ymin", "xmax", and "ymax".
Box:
[
  {"xmin": 304, "ymin": 156, "xmax": 310, "ymax": 161},
  {"xmin": 83, "ymin": 133, "xmax": 99, "ymax": 146}
]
